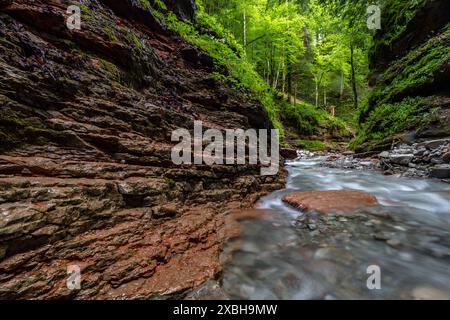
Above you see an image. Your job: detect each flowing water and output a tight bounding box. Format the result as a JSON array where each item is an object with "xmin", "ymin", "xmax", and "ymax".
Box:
[{"xmin": 220, "ymin": 157, "xmax": 450, "ymax": 300}]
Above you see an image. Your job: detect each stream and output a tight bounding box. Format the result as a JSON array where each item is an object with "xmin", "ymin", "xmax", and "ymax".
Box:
[{"xmin": 219, "ymin": 156, "xmax": 450, "ymax": 300}]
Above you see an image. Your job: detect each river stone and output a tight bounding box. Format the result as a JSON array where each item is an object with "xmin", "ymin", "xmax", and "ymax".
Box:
[
  {"xmin": 389, "ymin": 154, "xmax": 414, "ymax": 165},
  {"xmin": 420, "ymin": 139, "xmax": 449, "ymax": 150},
  {"xmin": 429, "ymin": 165, "xmax": 450, "ymax": 179},
  {"xmin": 282, "ymin": 190, "xmax": 379, "ymax": 214},
  {"xmin": 442, "ymin": 152, "xmax": 450, "ymax": 163},
  {"xmin": 280, "ymin": 148, "xmax": 298, "ymax": 160},
  {"xmin": 379, "ymin": 151, "xmax": 390, "ymax": 158}
]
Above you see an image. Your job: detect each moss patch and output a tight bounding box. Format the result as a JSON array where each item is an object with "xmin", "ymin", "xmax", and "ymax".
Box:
[
  {"xmin": 100, "ymin": 59, "xmax": 122, "ymax": 83},
  {"xmin": 351, "ymin": 96, "xmax": 430, "ymax": 150},
  {"xmin": 0, "ymin": 107, "xmax": 46, "ymax": 152},
  {"xmin": 365, "ymin": 25, "xmax": 450, "ymax": 116},
  {"xmin": 354, "ymin": 19, "xmax": 450, "ymax": 151},
  {"xmin": 296, "ymin": 139, "xmax": 326, "ymax": 151}
]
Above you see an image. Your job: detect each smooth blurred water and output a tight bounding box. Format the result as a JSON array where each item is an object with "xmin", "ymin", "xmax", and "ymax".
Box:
[{"xmin": 221, "ymin": 157, "xmax": 450, "ymax": 300}]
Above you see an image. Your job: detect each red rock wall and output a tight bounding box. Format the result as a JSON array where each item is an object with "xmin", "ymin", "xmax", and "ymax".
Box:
[{"xmin": 0, "ymin": 0, "xmax": 285, "ymax": 299}]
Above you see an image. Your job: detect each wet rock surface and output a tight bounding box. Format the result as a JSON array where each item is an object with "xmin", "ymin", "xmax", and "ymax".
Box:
[
  {"xmin": 283, "ymin": 190, "xmax": 379, "ymax": 214},
  {"xmin": 0, "ymin": 0, "xmax": 285, "ymax": 299}
]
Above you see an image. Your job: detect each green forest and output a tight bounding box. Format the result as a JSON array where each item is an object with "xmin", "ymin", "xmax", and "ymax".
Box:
[
  {"xmin": 150, "ymin": 0, "xmax": 449, "ymax": 151},
  {"xmin": 167, "ymin": 0, "xmax": 371, "ymax": 149}
]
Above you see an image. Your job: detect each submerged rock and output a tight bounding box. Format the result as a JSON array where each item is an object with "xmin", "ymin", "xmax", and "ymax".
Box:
[{"xmin": 282, "ymin": 190, "xmax": 379, "ymax": 214}]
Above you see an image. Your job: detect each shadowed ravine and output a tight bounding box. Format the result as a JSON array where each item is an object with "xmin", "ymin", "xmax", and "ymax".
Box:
[{"xmin": 218, "ymin": 157, "xmax": 450, "ymax": 300}]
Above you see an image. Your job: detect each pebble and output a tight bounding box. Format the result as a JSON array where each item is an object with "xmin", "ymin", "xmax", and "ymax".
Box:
[
  {"xmin": 411, "ymin": 286, "xmax": 450, "ymax": 300},
  {"xmin": 387, "ymin": 239, "xmax": 401, "ymax": 248},
  {"xmin": 373, "ymin": 232, "xmax": 390, "ymax": 241},
  {"xmin": 394, "ymin": 225, "xmax": 407, "ymax": 232}
]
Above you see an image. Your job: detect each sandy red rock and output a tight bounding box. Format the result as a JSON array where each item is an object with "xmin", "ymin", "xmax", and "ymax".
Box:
[{"xmin": 283, "ymin": 190, "xmax": 379, "ymax": 214}]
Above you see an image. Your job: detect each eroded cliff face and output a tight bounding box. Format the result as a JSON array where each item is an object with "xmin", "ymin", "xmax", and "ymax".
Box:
[
  {"xmin": 353, "ymin": 0, "xmax": 450, "ymax": 152},
  {"xmin": 0, "ymin": 0, "xmax": 284, "ymax": 299}
]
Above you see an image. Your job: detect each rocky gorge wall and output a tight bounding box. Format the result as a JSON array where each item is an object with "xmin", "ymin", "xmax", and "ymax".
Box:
[
  {"xmin": 352, "ymin": 0, "xmax": 450, "ymax": 152},
  {"xmin": 0, "ymin": 0, "xmax": 285, "ymax": 299}
]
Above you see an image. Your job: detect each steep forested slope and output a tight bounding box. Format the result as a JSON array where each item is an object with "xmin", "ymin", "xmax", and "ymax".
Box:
[
  {"xmin": 0, "ymin": 0, "xmax": 284, "ymax": 299},
  {"xmin": 352, "ymin": 0, "xmax": 450, "ymax": 151}
]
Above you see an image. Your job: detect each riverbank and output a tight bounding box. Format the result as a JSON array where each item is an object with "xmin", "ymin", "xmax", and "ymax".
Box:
[{"xmin": 302, "ymin": 138, "xmax": 450, "ymax": 182}]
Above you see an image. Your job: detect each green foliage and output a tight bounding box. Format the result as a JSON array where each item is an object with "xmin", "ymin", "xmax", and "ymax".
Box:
[
  {"xmin": 103, "ymin": 26, "xmax": 120, "ymax": 42},
  {"xmin": 153, "ymin": 0, "xmax": 168, "ymax": 10},
  {"xmin": 0, "ymin": 103, "xmax": 45, "ymax": 152},
  {"xmin": 138, "ymin": 0, "xmax": 151, "ymax": 9},
  {"xmin": 100, "ymin": 59, "xmax": 122, "ymax": 83},
  {"xmin": 368, "ymin": 26, "xmax": 450, "ymax": 108},
  {"xmin": 199, "ymin": 0, "xmax": 371, "ymax": 143},
  {"xmin": 161, "ymin": 4, "xmax": 286, "ymax": 137},
  {"xmin": 335, "ymin": 99, "xmax": 359, "ymax": 128},
  {"xmin": 350, "ymin": 97, "xmax": 424, "ymax": 150},
  {"xmin": 296, "ymin": 139, "xmax": 326, "ymax": 151},
  {"xmin": 282, "ymin": 101, "xmax": 323, "ymax": 135},
  {"xmin": 122, "ymin": 30, "xmax": 144, "ymax": 51},
  {"xmin": 281, "ymin": 100, "xmax": 351, "ymax": 138},
  {"xmin": 79, "ymin": 4, "xmax": 94, "ymax": 22},
  {"xmin": 354, "ymin": 20, "xmax": 450, "ymax": 150},
  {"xmin": 131, "ymin": 0, "xmax": 377, "ymax": 146}
]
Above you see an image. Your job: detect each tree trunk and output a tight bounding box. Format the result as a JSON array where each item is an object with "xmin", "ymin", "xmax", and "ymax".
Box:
[
  {"xmin": 285, "ymin": 0, "xmax": 291, "ymax": 100},
  {"xmin": 287, "ymin": 60, "xmax": 292, "ymax": 101},
  {"xmin": 350, "ymin": 43, "xmax": 358, "ymax": 109},
  {"xmin": 273, "ymin": 62, "xmax": 281, "ymax": 89},
  {"xmin": 315, "ymin": 80, "xmax": 319, "ymax": 108},
  {"xmin": 243, "ymin": 10, "xmax": 247, "ymax": 49},
  {"xmin": 294, "ymin": 84, "xmax": 297, "ymax": 105}
]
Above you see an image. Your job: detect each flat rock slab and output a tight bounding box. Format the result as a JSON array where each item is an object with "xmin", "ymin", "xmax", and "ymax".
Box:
[{"xmin": 283, "ymin": 190, "xmax": 379, "ymax": 214}]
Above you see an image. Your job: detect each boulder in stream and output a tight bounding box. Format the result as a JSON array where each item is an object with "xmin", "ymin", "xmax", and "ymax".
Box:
[
  {"xmin": 283, "ymin": 190, "xmax": 379, "ymax": 214},
  {"xmin": 280, "ymin": 148, "xmax": 298, "ymax": 160}
]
